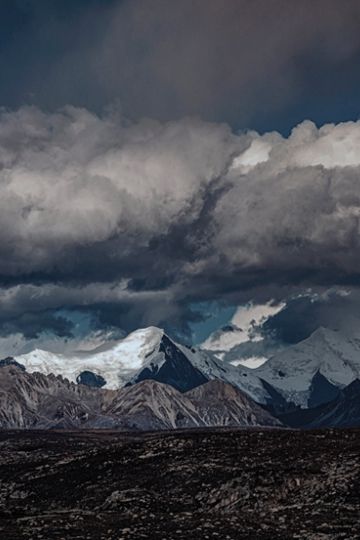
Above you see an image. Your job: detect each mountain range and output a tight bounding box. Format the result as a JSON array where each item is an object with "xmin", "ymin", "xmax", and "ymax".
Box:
[
  {"xmin": 1, "ymin": 325, "xmax": 360, "ymax": 430},
  {"xmin": 0, "ymin": 363, "xmax": 279, "ymax": 430},
  {"xmin": 13, "ymin": 327, "xmax": 269, "ymax": 402}
]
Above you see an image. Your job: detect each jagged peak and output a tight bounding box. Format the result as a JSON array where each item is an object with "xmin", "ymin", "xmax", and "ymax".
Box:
[{"xmin": 0, "ymin": 357, "xmax": 25, "ymax": 371}]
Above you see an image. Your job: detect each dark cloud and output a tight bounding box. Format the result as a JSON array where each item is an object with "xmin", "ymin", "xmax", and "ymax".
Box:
[
  {"xmin": 0, "ymin": 310, "xmax": 74, "ymax": 340},
  {"xmin": 1, "ymin": 1, "xmax": 360, "ymax": 129},
  {"xmin": 1, "ymin": 107, "xmax": 360, "ymax": 345},
  {"xmin": 261, "ymin": 296, "xmax": 327, "ymax": 345},
  {"xmin": 261, "ymin": 290, "xmax": 360, "ymax": 345},
  {"xmin": 2, "ymin": 2, "xmax": 360, "ymax": 347}
]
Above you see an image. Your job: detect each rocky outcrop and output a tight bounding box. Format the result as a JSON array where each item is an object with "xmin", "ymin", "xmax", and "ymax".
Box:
[{"xmin": 186, "ymin": 379, "xmax": 280, "ymax": 427}]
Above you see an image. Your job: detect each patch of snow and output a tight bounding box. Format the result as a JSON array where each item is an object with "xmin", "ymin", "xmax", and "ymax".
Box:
[{"xmin": 230, "ymin": 356, "xmax": 268, "ymax": 369}]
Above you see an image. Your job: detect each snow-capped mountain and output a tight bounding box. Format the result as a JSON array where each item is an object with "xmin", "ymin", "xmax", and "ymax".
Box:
[
  {"xmin": 13, "ymin": 327, "xmax": 269, "ymax": 404},
  {"xmin": 12, "ymin": 324, "xmax": 360, "ymax": 417},
  {"xmin": 125, "ymin": 333, "xmax": 268, "ymax": 403},
  {"xmin": 0, "ymin": 362, "xmax": 106, "ymax": 429},
  {"xmin": 254, "ymin": 327, "xmax": 360, "ymax": 408},
  {"xmin": 14, "ymin": 327, "xmax": 167, "ymax": 390}
]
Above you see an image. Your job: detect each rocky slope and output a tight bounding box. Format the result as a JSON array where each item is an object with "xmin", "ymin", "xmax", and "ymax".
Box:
[
  {"xmin": 0, "ymin": 363, "xmax": 107, "ymax": 429},
  {"xmin": 281, "ymin": 378, "xmax": 360, "ymax": 428},
  {"xmin": 0, "ymin": 364, "xmax": 280, "ymax": 430},
  {"xmin": 1, "ymin": 428, "xmax": 360, "ymax": 539},
  {"xmin": 186, "ymin": 379, "xmax": 277, "ymax": 427}
]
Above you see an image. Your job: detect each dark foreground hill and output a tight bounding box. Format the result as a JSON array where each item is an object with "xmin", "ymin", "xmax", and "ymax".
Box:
[{"xmin": 0, "ymin": 428, "xmax": 360, "ymax": 539}]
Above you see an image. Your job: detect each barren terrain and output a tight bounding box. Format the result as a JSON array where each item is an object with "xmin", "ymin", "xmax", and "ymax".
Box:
[{"xmin": 0, "ymin": 428, "xmax": 359, "ymax": 539}]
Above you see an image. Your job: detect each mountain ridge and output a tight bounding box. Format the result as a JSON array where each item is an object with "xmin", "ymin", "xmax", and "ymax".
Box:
[
  {"xmin": 13, "ymin": 327, "xmax": 271, "ymax": 404},
  {"xmin": 0, "ymin": 364, "xmax": 280, "ymax": 430},
  {"xmin": 7, "ymin": 324, "xmax": 360, "ymax": 427}
]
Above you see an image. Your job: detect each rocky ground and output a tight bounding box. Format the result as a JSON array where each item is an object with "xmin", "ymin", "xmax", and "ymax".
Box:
[{"xmin": 0, "ymin": 428, "xmax": 359, "ymax": 539}]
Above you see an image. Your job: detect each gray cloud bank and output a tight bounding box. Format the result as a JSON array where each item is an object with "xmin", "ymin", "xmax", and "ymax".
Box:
[{"xmin": 1, "ymin": 106, "xmax": 360, "ymax": 342}]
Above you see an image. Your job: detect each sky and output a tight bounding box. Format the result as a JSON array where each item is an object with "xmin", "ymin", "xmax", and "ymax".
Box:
[{"xmin": 1, "ymin": 0, "xmax": 360, "ymax": 354}]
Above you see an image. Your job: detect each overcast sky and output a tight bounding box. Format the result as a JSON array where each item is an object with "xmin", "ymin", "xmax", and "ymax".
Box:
[{"xmin": 1, "ymin": 0, "xmax": 360, "ymax": 354}]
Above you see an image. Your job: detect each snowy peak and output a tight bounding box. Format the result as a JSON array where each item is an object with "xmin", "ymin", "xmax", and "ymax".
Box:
[
  {"xmin": 12, "ymin": 326, "xmax": 269, "ymax": 405},
  {"xmin": 255, "ymin": 327, "xmax": 360, "ymax": 407},
  {"xmin": 128, "ymin": 334, "xmax": 209, "ymax": 392},
  {"xmin": 304, "ymin": 326, "xmax": 343, "ymax": 347},
  {"xmin": 96, "ymin": 326, "xmax": 164, "ymax": 358},
  {"xmin": 14, "ymin": 326, "xmax": 167, "ymax": 390},
  {"xmin": 127, "ymin": 334, "xmax": 270, "ymax": 404}
]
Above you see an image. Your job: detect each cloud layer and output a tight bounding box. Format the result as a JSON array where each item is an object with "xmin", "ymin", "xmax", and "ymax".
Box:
[
  {"xmin": 2, "ymin": 0, "xmax": 360, "ymax": 128},
  {"xmin": 1, "ymin": 106, "xmax": 360, "ymax": 345}
]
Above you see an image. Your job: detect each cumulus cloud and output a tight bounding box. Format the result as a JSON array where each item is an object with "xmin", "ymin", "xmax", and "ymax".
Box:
[
  {"xmin": 2, "ymin": 106, "xmax": 360, "ymax": 345},
  {"xmin": 209, "ymin": 120, "xmax": 360, "ymax": 295},
  {"xmin": 0, "ymin": 106, "xmax": 239, "ymax": 276}
]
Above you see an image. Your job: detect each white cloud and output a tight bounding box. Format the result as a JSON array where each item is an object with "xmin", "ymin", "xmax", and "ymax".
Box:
[
  {"xmin": 231, "ymin": 302, "xmax": 285, "ymax": 338},
  {"xmin": 201, "ymin": 301, "xmax": 285, "ymax": 354},
  {"xmin": 0, "ymin": 106, "xmax": 240, "ymax": 274},
  {"xmin": 210, "ymin": 119, "xmax": 360, "ymax": 278},
  {"xmin": 291, "ymin": 121, "xmax": 360, "ymax": 168},
  {"xmin": 230, "ymin": 138, "xmax": 272, "ymax": 173}
]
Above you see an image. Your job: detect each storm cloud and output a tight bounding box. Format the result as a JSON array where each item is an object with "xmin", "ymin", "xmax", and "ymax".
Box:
[
  {"xmin": 261, "ymin": 289, "xmax": 360, "ymax": 345},
  {"xmin": 2, "ymin": 0, "xmax": 360, "ymax": 129},
  {"xmin": 1, "ymin": 106, "xmax": 360, "ymax": 341}
]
